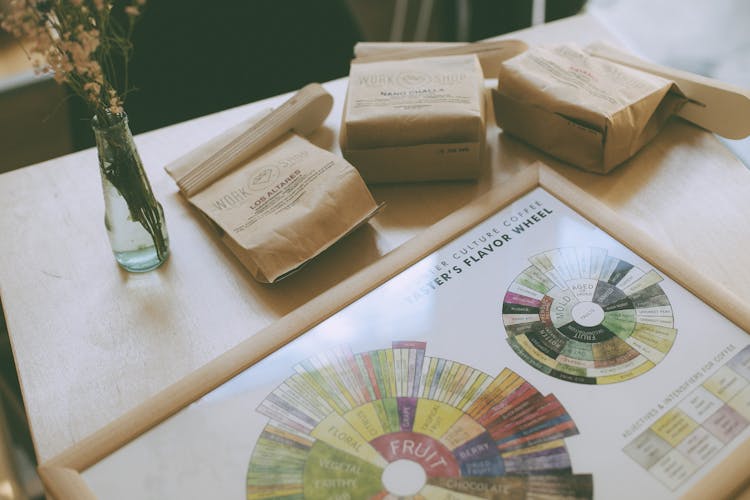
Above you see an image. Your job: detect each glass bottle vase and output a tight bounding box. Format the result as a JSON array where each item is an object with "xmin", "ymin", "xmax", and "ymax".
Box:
[{"xmin": 93, "ymin": 112, "xmax": 169, "ymax": 272}]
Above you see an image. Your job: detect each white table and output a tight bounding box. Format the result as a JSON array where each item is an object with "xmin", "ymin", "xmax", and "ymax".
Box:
[{"xmin": 2, "ymin": 13, "xmax": 750, "ymax": 465}]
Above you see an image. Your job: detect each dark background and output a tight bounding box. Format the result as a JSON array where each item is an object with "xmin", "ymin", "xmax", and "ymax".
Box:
[{"xmin": 67, "ymin": 0, "xmax": 586, "ymax": 149}]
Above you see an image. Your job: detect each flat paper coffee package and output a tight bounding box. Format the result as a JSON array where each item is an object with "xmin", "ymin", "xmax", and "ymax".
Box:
[
  {"xmin": 492, "ymin": 44, "xmax": 686, "ymax": 173},
  {"xmin": 341, "ymin": 54, "xmax": 485, "ymax": 183},
  {"xmin": 166, "ymin": 84, "xmax": 380, "ymax": 283},
  {"xmin": 187, "ymin": 134, "xmax": 379, "ymax": 282}
]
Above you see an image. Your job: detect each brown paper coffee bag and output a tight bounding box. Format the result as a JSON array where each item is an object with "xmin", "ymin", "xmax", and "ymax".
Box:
[
  {"xmin": 165, "ymin": 84, "xmax": 380, "ymax": 283},
  {"xmin": 492, "ymin": 44, "xmax": 686, "ymax": 173},
  {"xmin": 185, "ymin": 133, "xmax": 379, "ymax": 282},
  {"xmin": 341, "ymin": 54, "xmax": 485, "ymax": 182}
]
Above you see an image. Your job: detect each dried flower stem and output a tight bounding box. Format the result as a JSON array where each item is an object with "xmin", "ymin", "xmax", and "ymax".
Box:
[{"xmin": 94, "ymin": 112, "xmax": 168, "ymax": 261}]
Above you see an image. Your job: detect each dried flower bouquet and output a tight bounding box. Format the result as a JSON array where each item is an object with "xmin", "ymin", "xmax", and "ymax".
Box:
[{"xmin": 2, "ymin": 0, "xmax": 170, "ymax": 270}]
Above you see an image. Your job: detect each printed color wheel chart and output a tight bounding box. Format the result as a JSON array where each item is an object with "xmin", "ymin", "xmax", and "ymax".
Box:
[
  {"xmin": 246, "ymin": 341, "xmax": 593, "ymax": 499},
  {"xmin": 503, "ymin": 247, "xmax": 677, "ymax": 385}
]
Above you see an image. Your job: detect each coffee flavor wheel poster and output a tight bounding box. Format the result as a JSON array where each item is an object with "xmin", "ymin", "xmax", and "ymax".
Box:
[
  {"xmin": 238, "ymin": 188, "xmax": 750, "ymax": 499},
  {"xmin": 246, "ymin": 341, "xmax": 593, "ymax": 499},
  {"xmin": 81, "ymin": 187, "xmax": 750, "ymax": 500}
]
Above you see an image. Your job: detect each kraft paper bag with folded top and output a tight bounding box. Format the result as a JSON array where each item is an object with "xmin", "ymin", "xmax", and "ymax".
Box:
[
  {"xmin": 341, "ymin": 54, "xmax": 485, "ymax": 183},
  {"xmin": 165, "ymin": 84, "xmax": 380, "ymax": 283},
  {"xmin": 492, "ymin": 44, "xmax": 687, "ymax": 173}
]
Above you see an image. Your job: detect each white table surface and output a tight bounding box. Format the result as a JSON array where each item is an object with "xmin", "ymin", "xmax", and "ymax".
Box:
[{"xmin": 2, "ymin": 13, "xmax": 750, "ymax": 464}]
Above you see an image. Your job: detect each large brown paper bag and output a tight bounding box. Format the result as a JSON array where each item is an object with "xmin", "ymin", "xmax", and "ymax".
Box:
[
  {"xmin": 493, "ymin": 44, "xmax": 686, "ymax": 173},
  {"xmin": 186, "ymin": 133, "xmax": 379, "ymax": 282},
  {"xmin": 341, "ymin": 54, "xmax": 485, "ymax": 183},
  {"xmin": 166, "ymin": 84, "xmax": 380, "ymax": 282}
]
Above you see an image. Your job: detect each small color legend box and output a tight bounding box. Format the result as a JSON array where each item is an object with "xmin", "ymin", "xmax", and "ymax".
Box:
[{"xmin": 623, "ymin": 345, "xmax": 750, "ymax": 490}]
